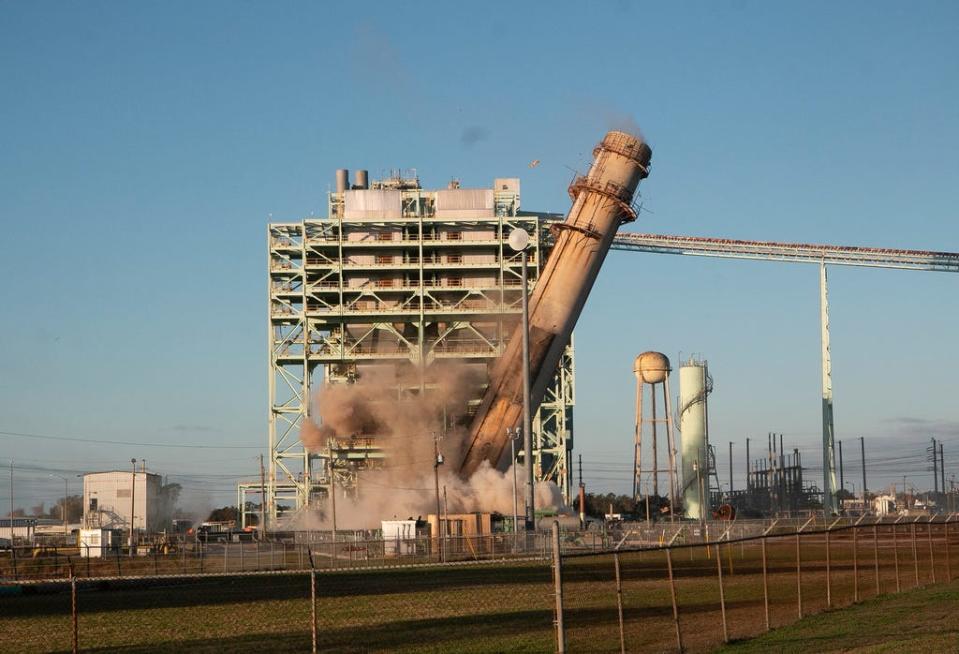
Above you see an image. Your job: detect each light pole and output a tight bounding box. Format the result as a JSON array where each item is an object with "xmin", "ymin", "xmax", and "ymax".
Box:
[
  {"xmin": 694, "ymin": 461, "xmax": 705, "ymax": 537},
  {"xmin": 130, "ymin": 458, "xmax": 137, "ymax": 557},
  {"xmin": 508, "ymin": 227, "xmax": 535, "ymax": 532},
  {"xmin": 433, "ymin": 433, "xmax": 444, "ymax": 562},
  {"xmin": 49, "ymin": 474, "xmax": 68, "ymax": 535},
  {"xmin": 509, "ymin": 428, "xmax": 519, "ymax": 537},
  {"xmin": 8, "ymin": 461, "xmax": 14, "ymax": 544}
]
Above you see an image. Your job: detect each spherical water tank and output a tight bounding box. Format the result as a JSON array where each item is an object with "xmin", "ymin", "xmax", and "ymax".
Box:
[{"xmin": 633, "ymin": 351, "xmax": 670, "ymax": 384}]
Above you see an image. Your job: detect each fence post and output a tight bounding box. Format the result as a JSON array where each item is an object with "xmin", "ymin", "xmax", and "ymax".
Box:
[
  {"xmin": 873, "ymin": 524, "xmax": 880, "ymax": 596},
  {"xmin": 310, "ymin": 568, "xmax": 317, "ymax": 653},
  {"xmin": 308, "ymin": 549, "xmax": 317, "ymax": 654},
  {"xmin": 825, "ymin": 528, "xmax": 832, "ymax": 608},
  {"xmin": 912, "ymin": 522, "xmax": 920, "ymax": 587},
  {"xmin": 893, "ymin": 523, "xmax": 901, "ymax": 592},
  {"xmin": 795, "ymin": 532, "xmax": 803, "ymax": 619},
  {"xmin": 71, "ymin": 566, "xmax": 79, "ymax": 654},
  {"xmin": 551, "ymin": 522, "xmax": 566, "ymax": 654},
  {"xmin": 715, "ymin": 544, "xmax": 729, "ymax": 643},
  {"xmin": 665, "ymin": 548, "xmax": 684, "ymax": 652},
  {"xmin": 614, "ymin": 553, "xmax": 626, "ymax": 654},
  {"xmin": 946, "ymin": 519, "xmax": 952, "ymax": 582},
  {"xmin": 11, "ymin": 545, "xmax": 17, "ymax": 581},
  {"xmin": 928, "ymin": 520, "xmax": 936, "ymax": 584},
  {"xmin": 853, "ymin": 526, "xmax": 859, "ymax": 603},
  {"xmin": 116, "ymin": 549, "xmax": 122, "ymax": 577},
  {"xmin": 761, "ymin": 537, "xmax": 770, "ymax": 632}
]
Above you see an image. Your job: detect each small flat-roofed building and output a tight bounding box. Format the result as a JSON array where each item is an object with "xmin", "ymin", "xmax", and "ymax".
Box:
[{"xmin": 83, "ymin": 471, "xmax": 163, "ymax": 532}]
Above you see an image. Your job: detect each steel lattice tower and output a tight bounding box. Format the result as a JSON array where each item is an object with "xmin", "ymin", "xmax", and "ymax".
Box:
[{"xmin": 248, "ymin": 172, "xmax": 574, "ymax": 524}]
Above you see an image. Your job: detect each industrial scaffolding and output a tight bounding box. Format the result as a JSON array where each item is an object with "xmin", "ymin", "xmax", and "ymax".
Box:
[{"xmin": 248, "ymin": 171, "xmax": 575, "ymax": 524}]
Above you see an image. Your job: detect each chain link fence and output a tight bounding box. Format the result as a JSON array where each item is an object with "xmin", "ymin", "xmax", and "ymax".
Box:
[
  {"xmin": 0, "ymin": 532, "xmax": 555, "ymax": 582},
  {"xmin": 557, "ymin": 516, "xmax": 955, "ymax": 653},
  {"xmin": 0, "ymin": 517, "xmax": 954, "ymax": 652}
]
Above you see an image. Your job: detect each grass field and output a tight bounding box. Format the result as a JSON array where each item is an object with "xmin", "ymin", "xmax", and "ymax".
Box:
[
  {"xmin": 0, "ymin": 527, "xmax": 953, "ymax": 652},
  {"xmin": 719, "ymin": 579, "xmax": 959, "ymax": 653}
]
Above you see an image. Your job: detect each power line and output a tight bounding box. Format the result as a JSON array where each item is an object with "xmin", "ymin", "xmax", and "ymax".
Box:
[{"xmin": 0, "ymin": 429, "xmax": 262, "ymax": 450}]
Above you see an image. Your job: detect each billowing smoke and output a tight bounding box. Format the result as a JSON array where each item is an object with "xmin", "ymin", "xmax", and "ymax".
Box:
[
  {"xmin": 604, "ymin": 110, "xmax": 645, "ymax": 141},
  {"xmin": 294, "ymin": 363, "xmax": 565, "ymax": 529}
]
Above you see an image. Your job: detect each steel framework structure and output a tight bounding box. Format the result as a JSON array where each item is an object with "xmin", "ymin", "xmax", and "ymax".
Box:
[
  {"xmin": 608, "ymin": 231, "xmax": 959, "ymax": 515},
  {"xmin": 263, "ymin": 175, "xmax": 574, "ymax": 523}
]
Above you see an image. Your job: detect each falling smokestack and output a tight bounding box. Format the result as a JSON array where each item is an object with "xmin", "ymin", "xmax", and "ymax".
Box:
[
  {"xmin": 460, "ymin": 130, "xmax": 652, "ymax": 475},
  {"xmin": 335, "ymin": 169, "xmax": 350, "ymax": 193}
]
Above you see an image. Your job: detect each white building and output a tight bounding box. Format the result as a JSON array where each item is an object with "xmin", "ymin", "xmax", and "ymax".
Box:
[
  {"xmin": 873, "ymin": 494, "xmax": 897, "ymax": 516},
  {"xmin": 1, "ymin": 517, "xmax": 38, "ymax": 542},
  {"xmin": 83, "ymin": 471, "xmax": 163, "ymax": 532}
]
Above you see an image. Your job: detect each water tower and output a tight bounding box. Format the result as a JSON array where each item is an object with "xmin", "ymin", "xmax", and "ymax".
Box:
[{"xmin": 633, "ymin": 352, "xmax": 678, "ymax": 510}]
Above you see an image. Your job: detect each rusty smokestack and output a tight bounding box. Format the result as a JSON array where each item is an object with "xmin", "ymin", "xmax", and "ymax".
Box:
[{"xmin": 460, "ymin": 130, "xmax": 652, "ymax": 476}]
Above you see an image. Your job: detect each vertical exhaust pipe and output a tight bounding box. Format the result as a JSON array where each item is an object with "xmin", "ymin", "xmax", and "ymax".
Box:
[
  {"xmin": 335, "ymin": 169, "xmax": 350, "ymax": 193},
  {"xmin": 354, "ymin": 169, "xmax": 369, "ymax": 189}
]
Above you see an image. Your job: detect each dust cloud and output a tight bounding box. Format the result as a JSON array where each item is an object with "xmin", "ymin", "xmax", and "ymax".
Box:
[{"xmin": 294, "ymin": 363, "xmax": 565, "ymax": 529}]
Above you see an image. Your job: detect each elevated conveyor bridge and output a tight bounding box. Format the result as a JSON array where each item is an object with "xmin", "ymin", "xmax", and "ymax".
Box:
[{"xmin": 604, "ymin": 230, "xmax": 959, "ymax": 515}]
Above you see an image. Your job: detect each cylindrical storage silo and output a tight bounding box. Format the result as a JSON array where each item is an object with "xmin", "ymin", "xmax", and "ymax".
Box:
[
  {"xmin": 354, "ymin": 169, "xmax": 369, "ymax": 189},
  {"xmin": 679, "ymin": 360, "xmax": 709, "ymax": 520},
  {"xmin": 335, "ymin": 169, "xmax": 350, "ymax": 193}
]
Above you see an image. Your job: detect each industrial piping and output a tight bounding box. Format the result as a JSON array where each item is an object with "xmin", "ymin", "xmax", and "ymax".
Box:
[{"xmin": 459, "ymin": 130, "xmax": 652, "ymax": 475}]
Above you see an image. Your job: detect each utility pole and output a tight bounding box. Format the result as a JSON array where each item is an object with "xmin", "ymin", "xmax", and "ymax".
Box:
[
  {"xmin": 779, "ymin": 434, "xmax": 786, "ymax": 516},
  {"xmin": 728, "ymin": 442, "xmax": 733, "ymax": 497},
  {"xmin": 8, "ymin": 461, "xmax": 13, "ymax": 544},
  {"xmin": 940, "ymin": 443, "xmax": 946, "ymax": 506},
  {"xmin": 578, "ymin": 454, "xmax": 586, "ymax": 529},
  {"xmin": 767, "ymin": 433, "xmax": 773, "ymax": 512},
  {"xmin": 859, "ymin": 436, "xmax": 867, "ymax": 510},
  {"xmin": 745, "ymin": 437, "xmax": 750, "ymax": 492},
  {"xmin": 931, "ymin": 438, "xmax": 939, "ymax": 495},
  {"xmin": 508, "ymin": 228, "xmax": 535, "ymax": 533},
  {"xmin": 695, "ymin": 461, "xmax": 706, "ymax": 534},
  {"xmin": 129, "ymin": 458, "xmax": 137, "ymax": 557},
  {"xmin": 838, "ymin": 440, "xmax": 845, "ymax": 501},
  {"xmin": 62, "ymin": 476, "xmax": 68, "ymax": 533},
  {"xmin": 509, "ymin": 429, "xmax": 518, "ymax": 536},
  {"xmin": 258, "ymin": 454, "xmax": 267, "ymax": 534},
  {"xmin": 328, "ymin": 442, "xmax": 337, "ymax": 540}
]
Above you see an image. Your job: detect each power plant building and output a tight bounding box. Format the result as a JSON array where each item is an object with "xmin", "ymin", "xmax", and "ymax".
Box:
[{"xmin": 258, "ymin": 170, "xmax": 575, "ymax": 522}]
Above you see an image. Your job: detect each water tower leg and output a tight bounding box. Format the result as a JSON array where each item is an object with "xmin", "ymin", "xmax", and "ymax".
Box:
[
  {"xmin": 820, "ymin": 263, "xmax": 840, "ymax": 515},
  {"xmin": 651, "ymin": 384, "xmax": 659, "ymax": 498},
  {"xmin": 633, "ymin": 378, "xmax": 643, "ymax": 502}
]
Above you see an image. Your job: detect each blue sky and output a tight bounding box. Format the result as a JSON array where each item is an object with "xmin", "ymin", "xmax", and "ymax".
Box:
[{"xmin": 1, "ymin": 2, "xmax": 957, "ymax": 510}]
